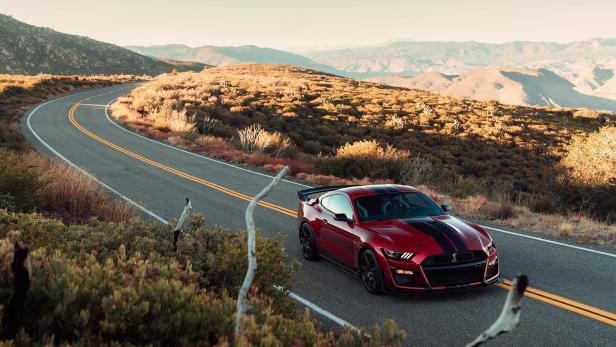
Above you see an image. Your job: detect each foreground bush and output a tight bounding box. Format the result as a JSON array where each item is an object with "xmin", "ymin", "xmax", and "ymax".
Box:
[{"xmin": 0, "ymin": 210, "xmax": 406, "ymax": 345}]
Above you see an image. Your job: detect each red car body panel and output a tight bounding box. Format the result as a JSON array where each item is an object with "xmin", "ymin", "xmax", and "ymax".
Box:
[{"xmin": 297, "ymin": 184, "xmax": 500, "ymax": 292}]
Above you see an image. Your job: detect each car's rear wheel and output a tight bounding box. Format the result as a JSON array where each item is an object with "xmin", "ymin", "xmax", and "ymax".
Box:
[
  {"xmin": 360, "ymin": 249, "xmax": 384, "ymax": 295},
  {"xmin": 299, "ymin": 223, "xmax": 319, "ymax": 260}
]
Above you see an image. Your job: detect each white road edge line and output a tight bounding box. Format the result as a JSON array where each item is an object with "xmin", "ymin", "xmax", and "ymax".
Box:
[
  {"xmin": 481, "ymin": 225, "xmax": 616, "ymax": 259},
  {"xmin": 26, "ymin": 89, "xmax": 357, "ymax": 331},
  {"xmin": 105, "ymin": 93, "xmax": 616, "ymax": 260}
]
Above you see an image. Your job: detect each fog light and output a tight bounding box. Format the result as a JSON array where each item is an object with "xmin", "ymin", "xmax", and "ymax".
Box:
[
  {"xmin": 394, "ymin": 269, "xmax": 414, "ymax": 275},
  {"xmin": 488, "ymin": 257, "xmax": 498, "ymax": 266}
]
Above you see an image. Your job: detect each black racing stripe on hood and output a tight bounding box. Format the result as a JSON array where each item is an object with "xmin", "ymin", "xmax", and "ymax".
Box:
[
  {"xmin": 369, "ymin": 185, "xmax": 399, "ymax": 194},
  {"xmin": 406, "ymin": 221, "xmax": 455, "ymax": 253},
  {"xmin": 425, "ymin": 220, "xmax": 469, "ymax": 252}
]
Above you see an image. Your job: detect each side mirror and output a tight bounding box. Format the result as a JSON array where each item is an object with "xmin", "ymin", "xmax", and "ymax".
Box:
[
  {"xmin": 441, "ymin": 204, "xmax": 452, "ymax": 213},
  {"xmin": 334, "ymin": 213, "xmax": 351, "ymax": 222}
]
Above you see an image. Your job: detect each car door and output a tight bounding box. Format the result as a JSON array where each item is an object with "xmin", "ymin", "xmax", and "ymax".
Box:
[{"xmin": 321, "ymin": 194, "xmax": 359, "ymax": 267}]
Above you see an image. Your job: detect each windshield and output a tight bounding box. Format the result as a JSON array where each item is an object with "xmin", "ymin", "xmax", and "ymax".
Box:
[{"xmin": 354, "ymin": 192, "xmax": 443, "ymax": 222}]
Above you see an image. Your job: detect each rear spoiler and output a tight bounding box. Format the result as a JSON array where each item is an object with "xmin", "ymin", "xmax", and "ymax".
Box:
[{"xmin": 297, "ymin": 185, "xmax": 356, "ymax": 201}]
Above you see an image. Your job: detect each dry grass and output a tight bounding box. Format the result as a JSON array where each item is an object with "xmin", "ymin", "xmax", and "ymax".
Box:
[{"xmin": 22, "ymin": 152, "xmax": 137, "ymax": 223}]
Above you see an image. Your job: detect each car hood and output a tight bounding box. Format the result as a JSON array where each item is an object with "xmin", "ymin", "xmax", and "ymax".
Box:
[{"xmin": 364, "ymin": 215, "xmax": 491, "ymax": 255}]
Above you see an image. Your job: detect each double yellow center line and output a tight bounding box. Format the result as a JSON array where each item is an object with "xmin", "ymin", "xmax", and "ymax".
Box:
[
  {"xmin": 498, "ymin": 280, "xmax": 616, "ymax": 326},
  {"xmin": 69, "ymin": 94, "xmax": 616, "ymax": 328},
  {"xmin": 68, "ymin": 99, "xmax": 296, "ymax": 218}
]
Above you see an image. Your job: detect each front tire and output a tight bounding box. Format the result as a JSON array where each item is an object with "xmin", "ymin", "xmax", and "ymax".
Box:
[
  {"xmin": 360, "ymin": 249, "xmax": 384, "ymax": 295},
  {"xmin": 299, "ymin": 223, "xmax": 319, "ymax": 261}
]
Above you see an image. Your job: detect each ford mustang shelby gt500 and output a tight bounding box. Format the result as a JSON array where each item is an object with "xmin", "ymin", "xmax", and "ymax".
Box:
[{"xmin": 297, "ymin": 184, "xmax": 499, "ymax": 294}]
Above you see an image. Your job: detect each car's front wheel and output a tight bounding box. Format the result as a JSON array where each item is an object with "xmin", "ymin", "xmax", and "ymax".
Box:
[
  {"xmin": 299, "ymin": 223, "xmax": 319, "ymax": 261},
  {"xmin": 360, "ymin": 249, "xmax": 384, "ymax": 295}
]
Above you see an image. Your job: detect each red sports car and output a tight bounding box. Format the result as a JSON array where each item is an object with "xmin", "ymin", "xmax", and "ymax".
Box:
[{"xmin": 297, "ymin": 184, "xmax": 499, "ymax": 294}]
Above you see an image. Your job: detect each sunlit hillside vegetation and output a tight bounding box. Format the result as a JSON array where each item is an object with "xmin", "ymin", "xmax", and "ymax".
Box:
[{"xmin": 111, "ymin": 64, "xmax": 616, "ymax": 243}]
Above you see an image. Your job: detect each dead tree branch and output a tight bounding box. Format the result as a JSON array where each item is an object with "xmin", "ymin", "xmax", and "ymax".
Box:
[
  {"xmin": 173, "ymin": 198, "xmax": 192, "ymax": 250},
  {"xmin": 2, "ymin": 241, "xmax": 31, "ymax": 340},
  {"xmin": 466, "ymin": 275, "xmax": 529, "ymax": 347},
  {"xmin": 235, "ymin": 166, "xmax": 289, "ymax": 338}
]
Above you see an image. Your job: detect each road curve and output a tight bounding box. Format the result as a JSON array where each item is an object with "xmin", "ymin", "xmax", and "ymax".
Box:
[{"xmin": 21, "ymin": 84, "xmax": 616, "ymax": 346}]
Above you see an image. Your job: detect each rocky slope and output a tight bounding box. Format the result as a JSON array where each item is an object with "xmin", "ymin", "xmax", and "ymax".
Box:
[{"xmin": 0, "ymin": 14, "xmax": 206, "ymax": 75}]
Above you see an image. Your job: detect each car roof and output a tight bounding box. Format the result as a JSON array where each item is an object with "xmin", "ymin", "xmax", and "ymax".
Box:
[{"xmin": 332, "ymin": 184, "xmax": 420, "ymax": 199}]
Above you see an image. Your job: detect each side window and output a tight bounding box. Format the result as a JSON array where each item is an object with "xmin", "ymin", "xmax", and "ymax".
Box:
[
  {"xmin": 320, "ymin": 195, "xmax": 332, "ymax": 210},
  {"xmin": 329, "ymin": 194, "xmax": 354, "ymax": 220}
]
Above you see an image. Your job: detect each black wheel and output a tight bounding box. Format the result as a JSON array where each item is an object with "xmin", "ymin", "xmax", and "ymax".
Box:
[
  {"xmin": 299, "ymin": 223, "xmax": 319, "ymax": 261},
  {"xmin": 360, "ymin": 249, "xmax": 384, "ymax": 295}
]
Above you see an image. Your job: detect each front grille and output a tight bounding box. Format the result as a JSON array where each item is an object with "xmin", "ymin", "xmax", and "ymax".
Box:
[
  {"xmin": 423, "ymin": 260, "xmax": 486, "ymax": 286},
  {"xmin": 422, "ymin": 251, "xmax": 486, "ymax": 266}
]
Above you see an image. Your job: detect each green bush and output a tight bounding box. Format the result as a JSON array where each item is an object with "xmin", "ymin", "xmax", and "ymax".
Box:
[
  {"xmin": 0, "ymin": 210, "xmax": 406, "ymax": 346},
  {"xmin": 0, "ymin": 211, "xmax": 297, "ymax": 305},
  {"xmin": 315, "ymin": 157, "xmax": 405, "ymax": 180},
  {"xmin": 442, "ymin": 176, "xmax": 487, "ymax": 199},
  {"xmin": 0, "ymin": 150, "xmax": 41, "ymax": 212}
]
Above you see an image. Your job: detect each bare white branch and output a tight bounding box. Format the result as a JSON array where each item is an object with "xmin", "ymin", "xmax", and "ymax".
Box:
[
  {"xmin": 235, "ymin": 165, "xmax": 290, "ymax": 338},
  {"xmin": 466, "ymin": 275, "xmax": 529, "ymax": 347},
  {"xmin": 173, "ymin": 198, "xmax": 192, "ymax": 249}
]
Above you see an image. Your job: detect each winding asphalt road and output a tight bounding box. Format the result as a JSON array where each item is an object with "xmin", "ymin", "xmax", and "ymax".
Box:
[{"xmin": 21, "ymin": 84, "xmax": 616, "ymax": 346}]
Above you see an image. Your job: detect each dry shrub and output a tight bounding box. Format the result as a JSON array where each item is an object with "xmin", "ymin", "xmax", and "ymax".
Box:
[
  {"xmin": 238, "ymin": 124, "xmax": 271, "ymax": 153},
  {"xmin": 559, "ymin": 126, "xmax": 616, "ymax": 221},
  {"xmin": 237, "ymin": 124, "xmax": 292, "ymax": 156},
  {"xmin": 148, "ymin": 101, "xmax": 195, "ymax": 132},
  {"xmin": 399, "ymin": 156, "xmax": 439, "ymax": 186},
  {"xmin": 561, "ymin": 126, "xmax": 616, "ymax": 187},
  {"xmin": 336, "ymin": 139, "xmax": 408, "ymax": 159},
  {"xmin": 459, "ymin": 194, "xmax": 489, "ymax": 216},
  {"xmin": 485, "ymin": 202, "xmax": 516, "ymax": 220},
  {"xmin": 559, "ymin": 223, "xmax": 573, "ymax": 237}
]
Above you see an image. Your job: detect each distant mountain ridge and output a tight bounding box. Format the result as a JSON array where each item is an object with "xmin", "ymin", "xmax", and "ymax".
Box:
[
  {"xmin": 368, "ymin": 67, "xmax": 616, "ymax": 112},
  {"xmin": 0, "ymin": 14, "xmax": 206, "ymax": 75},
  {"xmin": 303, "ymin": 39, "xmax": 616, "ymax": 76},
  {"xmin": 126, "ymin": 44, "xmax": 350, "ymax": 76}
]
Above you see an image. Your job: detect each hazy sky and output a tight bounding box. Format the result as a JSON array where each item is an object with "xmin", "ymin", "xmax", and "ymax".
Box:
[{"xmin": 1, "ymin": 0, "xmax": 615, "ymax": 50}]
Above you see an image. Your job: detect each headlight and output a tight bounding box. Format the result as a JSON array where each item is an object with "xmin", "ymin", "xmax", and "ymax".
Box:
[
  {"xmin": 382, "ymin": 248, "xmax": 414, "ymax": 260},
  {"xmin": 484, "ymin": 241, "xmax": 495, "ymax": 254}
]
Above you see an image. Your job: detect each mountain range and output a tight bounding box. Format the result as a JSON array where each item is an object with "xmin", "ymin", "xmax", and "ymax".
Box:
[
  {"xmin": 368, "ymin": 67, "xmax": 616, "ymax": 112},
  {"xmin": 303, "ymin": 39, "xmax": 616, "ymax": 76},
  {"xmin": 125, "ymin": 44, "xmax": 346, "ymax": 76},
  {"xmin": 0, "ymin": 14, "xmax": 207, "ymax": 75}
]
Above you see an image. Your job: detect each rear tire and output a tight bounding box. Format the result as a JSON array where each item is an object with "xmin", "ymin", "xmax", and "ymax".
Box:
[
  {"xmin": 360, "ymin": 249, "xmax": 384, "ymax": 295},
  {"xmin": 299, "ymin": 223, "xmax": 319, "ymax": 261}
]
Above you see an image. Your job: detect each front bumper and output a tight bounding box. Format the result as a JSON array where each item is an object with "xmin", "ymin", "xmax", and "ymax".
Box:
[{"xmin": 383, "ymin": 251, "xmax": 500, "ymax": 293}]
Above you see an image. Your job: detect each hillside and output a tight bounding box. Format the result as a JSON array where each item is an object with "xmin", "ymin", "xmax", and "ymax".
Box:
[
  {"xmin": 126, "ymin": 43, "xmax": 347, "ymax": 76},
  {"xmin": 110, "ymin": 64, "xmax": 616, "ymax": 220},
  {"xmin": 0, "ymin": 14, "xmax": 206, "ymax": 75},
  {"xmin": 369, "ymin": 68, "xmax": 616, "ymax": 112}
]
